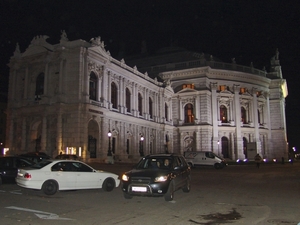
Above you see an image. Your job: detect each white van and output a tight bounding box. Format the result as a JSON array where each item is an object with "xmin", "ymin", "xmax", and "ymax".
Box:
[{"xmin": 184, "ymin": 151, "xmax": 227, "ymax": 169}]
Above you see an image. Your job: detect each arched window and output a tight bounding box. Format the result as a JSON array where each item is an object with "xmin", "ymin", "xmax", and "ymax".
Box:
[
  {"xmin": 258, "ymin": 109, "xmax": 261, "ymax": 124},
  {"xmin": 149, "ymin": 97, "xmax": 153, "ymax": 119},
  {"xmin": 138, "ymin": 93, "xmax": 143, "ymax": 116},
  {"xmin": 220, "ymin": 105, "xmax": 227, "ymax": 122},
  {"xmin": 165, "ymin": 103, "xmax": 169, "ymax": 121},
  {"xmin": 126, "ymin": 88, "xmax": 131, "ymax": 113},
  {"xmin": 111, "ymin": 82, "xmax": 118, "ymax": 109},
  {"xmin": 184, "ymin": 103, "xmax": 194, "ymax": 124},
  {"xmin": 35, "ymin": 73, "xmax": 44, "ymax": 100},
  {"xmin": 241, "ymin": 107, "xmax": 246, "ymax": 123},
  {"xmin": 89, "ymin": 72, "xmax": 97, "ymax": 101}
]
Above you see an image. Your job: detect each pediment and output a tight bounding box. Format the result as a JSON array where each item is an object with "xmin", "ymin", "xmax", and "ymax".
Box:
[
  {"xmin": 89, "ymin": 45, "xmax": 111, "ymax": 58},
  {"xmin": 22, "ymin": 35, "xmax": 54, "ymax": 57},
  {"xmin": 219, "ymin": 90, "xmax": 232, "ymax": 94}
]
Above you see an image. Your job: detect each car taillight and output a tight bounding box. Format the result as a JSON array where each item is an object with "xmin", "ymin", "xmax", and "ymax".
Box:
[{"xmin": 24, "ymin": 173, "xmax": 31, "ymax": 179}]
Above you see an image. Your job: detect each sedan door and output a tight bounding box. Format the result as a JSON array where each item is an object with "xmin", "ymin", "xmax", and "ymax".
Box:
[
  {"xmin": 50, "ymin": 162, "xmax": 78, "ymax": 189},
  {"xmin": 70, "ymin": 162, "xmax": 101, "ymax": 189}
]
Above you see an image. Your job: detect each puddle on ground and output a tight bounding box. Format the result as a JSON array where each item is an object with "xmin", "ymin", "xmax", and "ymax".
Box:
[{"xmin": 189, "ymin": 208, "xmax": 242, "ymax": 224}]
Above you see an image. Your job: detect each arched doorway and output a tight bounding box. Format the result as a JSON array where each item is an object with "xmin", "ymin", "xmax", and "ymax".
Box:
[
  {"xmin": 221, "ymin": 137, "xmax": 229, "ymax": 158},
  {"xmin": 88, "ymin": 120, "xmax": 99, "ymax": 158},
  {"xmin": 30, "ymin": 121, "xmax": 42, "ymax": 152}
]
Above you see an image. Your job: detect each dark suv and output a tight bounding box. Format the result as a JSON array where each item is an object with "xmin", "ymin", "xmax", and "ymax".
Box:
[
  {"xmin": 0, "ymin": 156, "xmax": 34, "ymax": 184},
  {"xmin": 121, "ymin": 154, "xmax": 191, "ymax": 201},
  {"xmin": 19, "ymin": 152, "xmax": 51, "ymax": 164}
]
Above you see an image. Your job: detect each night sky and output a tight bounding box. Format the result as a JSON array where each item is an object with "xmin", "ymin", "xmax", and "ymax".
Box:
[{"xmin": 1, "ymin": 0, "xmax": 299, "ymax": 150}]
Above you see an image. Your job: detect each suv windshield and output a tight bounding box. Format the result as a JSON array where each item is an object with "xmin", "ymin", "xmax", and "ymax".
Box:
[{"xmin": 136, "ymin": 157, "xmax": 172, "ymax": 170}]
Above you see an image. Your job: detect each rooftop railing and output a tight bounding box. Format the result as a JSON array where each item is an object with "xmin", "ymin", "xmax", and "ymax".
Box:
[{"xmin": 141, "ymin": 59, "xmax": 267, "ymax": 77}]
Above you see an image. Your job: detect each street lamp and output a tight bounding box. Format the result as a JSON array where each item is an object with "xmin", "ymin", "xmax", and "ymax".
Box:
[
  {"xmin": 139, "ymin": 135, "xmax": 144, "ymax": 156},
  {"xmin": 107, "ymin": 130, "xmax": 112, "ymax": 156}
]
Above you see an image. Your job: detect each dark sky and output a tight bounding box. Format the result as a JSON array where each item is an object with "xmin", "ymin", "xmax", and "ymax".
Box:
[{"xmin": 1, "ymin": 0, "xmax": 299, "ymax": 149}]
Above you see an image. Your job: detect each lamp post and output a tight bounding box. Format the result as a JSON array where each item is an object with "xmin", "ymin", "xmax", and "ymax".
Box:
[
  {"xmin": 107, "ymin": 130, "xmax": 112, "ymax": 156},
  {"xmin": 139, "ymin": 135, "xmax": 144, "ymax": 156}
]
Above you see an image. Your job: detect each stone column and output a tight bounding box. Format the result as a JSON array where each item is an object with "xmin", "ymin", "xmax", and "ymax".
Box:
[
  {"xmin": 234, "ymin": 85, "xmax": 244, "ymax": 159},
  {"xmin": 97, "ymin": 75, "xmax": 102, "ymax": 102},
  {"xmin": 252, "ymin": 88, "xmax": 262, "ymax": 154},
  {"xmin": 44, "ymin": 63, "xmax": 49, "ymax": 95},
  {"xmin": 107, "ymin": 71, "xmax": 111, "ymax": 109},
  {"xmin": 41, "ymin": 116, "xmax": 47, "ymax": 152},
  {"xmin": 211, "ymin": 83, "xmax": 219, "ymax": 152},
  {"xmin": 21, "ymin": 118, "xmax": 26, "ymax": 152},
  {"xmin": 24, "ymin": 68, "xmax": 28, "ymax": 99},
  {"xmin": 58, "ymin": 59, "xmax": 64, "ymax": 94},
  {"xmin": 56, "ymin": 110, "xmax": 62, "ymax": 154}
]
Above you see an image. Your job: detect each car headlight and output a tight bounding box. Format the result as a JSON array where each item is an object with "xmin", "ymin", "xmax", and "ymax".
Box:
[
  {"xmin": 122, "ymin": 174, "xmax": 129, "ymax": 181},
  {"xmin": 155, "ymin": 176, "xmax": 168, "ymax": 182}
]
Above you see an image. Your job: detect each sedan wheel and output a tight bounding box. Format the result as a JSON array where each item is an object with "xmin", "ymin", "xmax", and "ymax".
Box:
[
  {"xmin": 102, "ymin": 177, "xmax": 115, "ymax": 192},
  {"xmin": 42, "ymin": 180, "xmax": 58, "ymax": 195}
]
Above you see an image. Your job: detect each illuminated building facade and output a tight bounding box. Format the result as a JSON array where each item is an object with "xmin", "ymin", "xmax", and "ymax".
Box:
[{"xmin": 5, "ymin": 31, "xmax": 288, "ymax": 161}]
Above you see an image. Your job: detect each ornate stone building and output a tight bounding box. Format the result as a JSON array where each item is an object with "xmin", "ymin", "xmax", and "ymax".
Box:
[{"xmin": 5, "ymin": 31, "xmax": 288, "ymax": 162}]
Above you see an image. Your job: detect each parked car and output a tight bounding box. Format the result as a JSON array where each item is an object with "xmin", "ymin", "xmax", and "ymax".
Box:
[
  {"xmin": 55, "ymin": 154, "xmax": 81, "ymax": 160},
  {"xmin": 184, "ymin": 151, "xmax": 227, "ymax": 169},
  {"xmin": 0, "ymin": 156, "xmax": 35, "ymax": 184},
  {"xmin": 19, "ymin": 152, "xmax": 51, "ymax": 164},
  {"xmin": 16, "ymin": 159, "xmax": 120, "ymax": 195},
  {"xmin": 121, "ymin": 154, "xmax": 191, "ymax": 201}
]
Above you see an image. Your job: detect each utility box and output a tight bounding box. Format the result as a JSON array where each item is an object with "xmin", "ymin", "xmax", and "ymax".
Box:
[{"xmin": 247, "ymin": 142, "xmax": 257, "ymax": 161}]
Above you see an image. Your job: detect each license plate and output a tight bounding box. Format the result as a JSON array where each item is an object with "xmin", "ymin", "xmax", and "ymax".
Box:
[{"xmin": 132, "ymin": 186, "xmax": 147, "ymax": 192}]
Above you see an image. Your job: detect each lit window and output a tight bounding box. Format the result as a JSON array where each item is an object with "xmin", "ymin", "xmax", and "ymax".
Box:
[
  {"xmin": 241, "ymin": 107, "xmax": 247, "ymax": 123},
  {"xmin": 219, "ymin": 85, "xmax": 227, "ymax": 91},
  {"xmin": 182, "ymin": 84, "xmax": 195, "ymax": 89},
  {"xmin": 240, "ymin": 88, "xmax": 246, "ymax": 94},
  {"xmin": 220, "ymin": 105, "xmax": 227, "ymax": 122},
  {"xmin": 184, "ymin": 103, "xmax": 194, "ymax": 123}
]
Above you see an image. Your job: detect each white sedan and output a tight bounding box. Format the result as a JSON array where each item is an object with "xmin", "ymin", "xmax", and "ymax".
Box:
[{"xmin": 16, "ymin": 159, "xmax": 120, "ymax": 195}]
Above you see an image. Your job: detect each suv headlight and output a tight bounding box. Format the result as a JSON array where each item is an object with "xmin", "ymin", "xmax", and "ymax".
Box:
[
  {"xmin": 155, "ymin": 176, "xmax": 168, "ymax": 182},
  {"xmin": 121, "ymin": 174, "xmax": 129, "ymax": 181}
]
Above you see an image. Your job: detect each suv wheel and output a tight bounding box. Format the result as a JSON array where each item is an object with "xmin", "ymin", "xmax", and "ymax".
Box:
[
  {"xmin": 164, "ymin": 182, "xmax": 174, "ymax": 201},
  {"xmin": 123, "ymin": 192, "xmax": 133, "ymax": 199}
]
